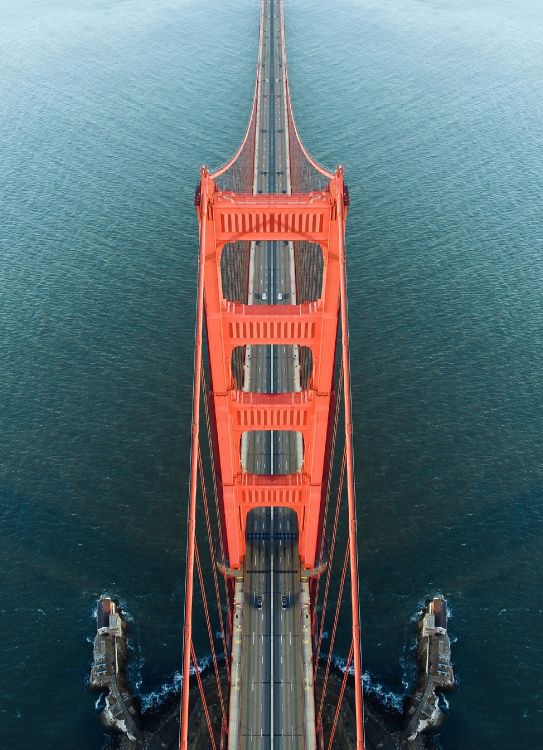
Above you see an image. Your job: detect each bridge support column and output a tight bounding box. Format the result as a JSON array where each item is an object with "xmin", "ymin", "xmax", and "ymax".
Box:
[{"xmin": 195, "ymin": 168, "xmax": 347, "ymax": 570}]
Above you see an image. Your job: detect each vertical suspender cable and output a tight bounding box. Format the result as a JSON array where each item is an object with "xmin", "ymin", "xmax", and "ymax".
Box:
[
  {"xmin": 327, "ymin": 641, "xmax": 354, "ymax": 750},
  {"xmin": 316, "ymin": 368, "xmax": 344, "ymax": 595},
  {"xmin": 318, "ymin": 541, "xmax": 349, "ymax": 721},
  {"xmin": 195, "ymin": 541, "xmax": 226, "ymax": 722},
  {"xmin": 191, "ymin": 641, "xmax": 218, "ymax": 750},
  {"xmin": 315, "ymin": 448, "xmax": 346, "ymax": 672},
  {"xmin": 201, "ymin": 369, "xmax": 232, "ymax": 630},
  {"xmin": 198, "ymin": 448, "xmax": 230, "ymax": 671},
  {"xmin": 201, "ymin": 369, "xmax": 226, "ymax": 565}
]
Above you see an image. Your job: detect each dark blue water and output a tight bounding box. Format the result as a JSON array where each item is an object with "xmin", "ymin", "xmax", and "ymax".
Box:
[{"xmin": 1, "ymin": 1, "xmax": 542, "ymax": 748}]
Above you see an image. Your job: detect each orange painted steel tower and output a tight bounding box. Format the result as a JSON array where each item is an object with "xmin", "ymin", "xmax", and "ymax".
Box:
[{"xmin": 197, "ymin": 169, "xmax": 348, "ymax": 571}]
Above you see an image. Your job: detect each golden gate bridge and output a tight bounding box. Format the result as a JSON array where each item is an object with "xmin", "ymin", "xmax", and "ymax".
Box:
[{"xmin": 180, "ymin": 1, "xmax": 364, "ymax": 747}]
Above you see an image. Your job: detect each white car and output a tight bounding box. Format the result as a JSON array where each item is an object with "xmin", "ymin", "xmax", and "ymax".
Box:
[
  {"xmin": 261, "ymin": 292, "xmax": 267, "ymax": 300},
  {"xmin": 277, "ymin": 292, "xmax": 283, "ymax": 300}
]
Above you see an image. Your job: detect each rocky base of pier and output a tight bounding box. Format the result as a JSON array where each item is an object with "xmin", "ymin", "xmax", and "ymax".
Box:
[
  {"xmin": 105, "ymin": 664, "xmax": 440, "ymax": 750},
  {"xmin": 90, "ymin": 597, "xmax": 142, "ymax": 745},
  {"xmin": 403, "ymin": 597, "xmax": 455, "ymax": 743},
  {"xmin": 95, "ymin": 596, "xmax": 453, "ymax": 750}
]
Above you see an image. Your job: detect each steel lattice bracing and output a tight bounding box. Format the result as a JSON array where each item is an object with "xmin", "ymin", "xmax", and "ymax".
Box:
[
  {"xmin": 197, "ymin": 174, "xmax": 346, "ymax": 571},
  {"xmin": 180, "ymin": 1, "xmax": 364, "ymax": 749}
]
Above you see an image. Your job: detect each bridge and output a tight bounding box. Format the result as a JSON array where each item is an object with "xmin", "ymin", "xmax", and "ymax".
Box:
[{"xmin": 180, "ymin": 1, "xmax": 364, "ymax": 748}]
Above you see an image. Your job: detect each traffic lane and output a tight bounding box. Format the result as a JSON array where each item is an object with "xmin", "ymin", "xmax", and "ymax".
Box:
[
  {"xmin": 240, "ymin": 509, "xmax": 272, "ymax": 749},
  {"xmin": 246, "ymin": 75, "xmax": 271, "ymax": 466},
  {"xmin": 240, "ymin": 514, "xmax": 260, "ymax": 747},
  {"xmin": 242, "ymin": 0, "xmax": 304, "ymax": 745},
  {"xmin": 274, "ymin": 519, "xmax": 304, "ymax": 745},
  {"xmin": 273, "ymin": 513, "xmax": 302, "ymax": 747},
  {"xmin": 242, "ymin": 513, "xmax": 304, "ymax": 749}
]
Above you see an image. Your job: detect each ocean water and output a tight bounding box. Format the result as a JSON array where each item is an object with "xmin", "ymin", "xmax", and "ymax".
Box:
[{"xmin": 1, "ymin": 1, "xmax": 542, "ymax": 748}]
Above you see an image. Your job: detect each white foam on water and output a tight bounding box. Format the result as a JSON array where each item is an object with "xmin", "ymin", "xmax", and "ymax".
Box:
[
  {"xmin": 362, "ymin": 671, "xmax": 405, "ymax": 713},
  {"xmin": 114, "ymin": 596, "xmax": 135, "ymax": 622},
  {"xmin": 190, "ymin": 654, "xmax": 211, "ymax": 675},
  {"xmin": 439, "ymin": 694, "xmax": 450, "ymax": 711},
  {"xmin": 95, "ymin": 695, "xmax": 106, "ymax": 711},
  {"xmin": 333, "ymin": 656, "xmax": 407, "ymax": 713},
  {"xmin": 332, "ymin": 654, "xmax": 354, "ymax": 675},
  {"xmin": 140, "ymin": 670, "xmax": 183, "ymax": 713},
  {"xmin": 138, "ymin": 654, "xmax": 211, "ymax": 713},
  {"xmin": 128, "ymin": 653, "xmax": 146, "ymax": 693},
  {"xmin": 400, "ymin": 650, "xmax": 417, "ymax": 694},
  {"xmin": 410, "ymin": 599, "xmax": 426, "ymax": 623},
  {"xmin": 330, "ymin": 655, "xmax": 404, "ymax": 713}
]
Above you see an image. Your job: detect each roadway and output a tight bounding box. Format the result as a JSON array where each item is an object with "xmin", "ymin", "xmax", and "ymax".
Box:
[{"xmin": 237, "ymin": 1, "xmax": 306, "ymax": 748}]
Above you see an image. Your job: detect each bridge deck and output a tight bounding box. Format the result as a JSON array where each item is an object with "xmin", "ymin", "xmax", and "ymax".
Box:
[{"xmin": 235, "ymin": 1, "xmax": 310, "ymax": 748}]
